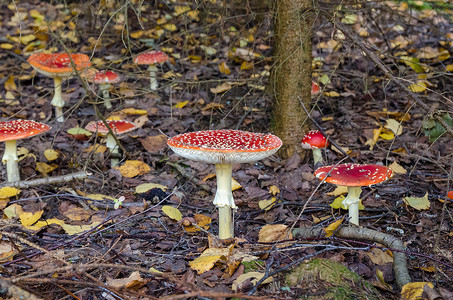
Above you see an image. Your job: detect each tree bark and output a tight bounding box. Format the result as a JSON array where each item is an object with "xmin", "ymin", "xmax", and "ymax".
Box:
[{"xmin": 271, "ymin": 0, "xmax": 314, "ymax": 158}]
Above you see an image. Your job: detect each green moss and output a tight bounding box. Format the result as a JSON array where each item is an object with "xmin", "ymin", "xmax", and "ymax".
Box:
[{"xmin": 285, "ymin": 258, "xmax": 380, "ymax": 300}]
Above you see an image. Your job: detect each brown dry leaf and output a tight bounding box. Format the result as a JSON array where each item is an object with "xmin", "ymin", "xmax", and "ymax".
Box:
[
  {"xmin": 366, "ymin": 247, "xmax": 393, "ymax": 265},
  {"xmin": 258, "ymin": 224, "xmax": 292, "ymax": 243},
  {"xmin": 210, "ymin": 82, "xmax": 232, "ymax": 94},
  {"xmin": 106, "ymin": 271, "xmax": 146, "ymax": 290},
  {"xmin": 183, "ymin": 214, "xmax": 212, "ymax": 232},
  {"xmin": 219, "ymin": 62, "xmax": 231, "ymax": 74},
  {"xmin": 365, "ymin": 127, "xmax": 383, "ymax": 150},
  {"xmin": 133, "ymin": 115, "xmax": 149, "ymax": 128},
  {"xmin": 5, "ymin": 76, "xmax": 17, "ymax": 91},
  {"xmin": 232, "ymin": 272, "xmax": 273, "ymax": 292},
  {"xmin": 139, "ymin": 135, "xmax": 168, "ymax": 154},
  {"xmin": 0, "ymin": 241, "xmax": 15, "ymax": 262},
  {"xmin": 324, "ymin": 217, "xmax": 344, "ymax": 237},
  {"xmin": 202, "ymin": 102, "xmax": 224, "ymax": 111},
  {"xmin": 62, "ymin": 207, "xmax": 93, "ymax": 222},
  {"xmin": 389, "ymin": 161, "xmax": 407, "ymax": 174},
  {"xmin": 115, "ymin": 160, "xmax": 151, "ymax": 178},
  {"xmin": 401, "ymin": 282, "xmax": 434, "ymax": 300}
]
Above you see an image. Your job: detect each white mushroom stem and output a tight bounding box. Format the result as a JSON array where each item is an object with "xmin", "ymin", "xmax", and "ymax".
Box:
[
  {"xmin": 99, "ymin": 84, "xmax": 112, "ymax": 109},
  {"xmin": 51, "ymin": 77, "xmax": 65, "ymax": 122},
  {"xmin": 342, "ymin": 186, "xmax": 362, "ymax": 226},
  {"xmin": 312, "ymin": 148, "xmax": 323, "ymax": 165},
  {"xmin": 148, "ymin": 64, "xmax": 158, "ymax": 91},
  {"xmin": 2, "ymin": 140, "xmax": 20, "ymax": 182},
  {"xmin": 213, "ymin": 163, "xmax": 237, "ymax": 239},
  {"xmin": 106, "ymin": 133, "xmax": 120, "ymax": 167}
]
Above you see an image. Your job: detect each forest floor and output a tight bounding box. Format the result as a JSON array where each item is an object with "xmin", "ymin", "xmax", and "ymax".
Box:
[{"xmin": 0, "ymin": 1, "xmax": 452, "ymax": 299}]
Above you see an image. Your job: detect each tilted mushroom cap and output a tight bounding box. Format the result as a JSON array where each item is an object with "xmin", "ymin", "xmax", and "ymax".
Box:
[
  {"xmin": 301, "ymin": 130, "xmax": 328, "ymax": 149},
  {"xmin": 314, "ymin": 163, "xmax": 393, "ymax": 187},
  {"xmin": 27, "ymin": 53, "xmax": 91, "ymax": 78},
  {"xmin": 134, "ymin": 51, "xmax": 169, "ymax": 65},
  {"xmin": 167, "ymin": 130, "xmax": 282, "ymax": 164},
  {"xmin": 0, "ymin": 120, "xmax": 51, "ymax": 141},
  {"xmin": 312, "ymin": 81, "xmax": 320, "ymax": 95},
  {"xmin": 85, "ymin": 120, "xmax": 137, "ymax": 135},
  {"xmin": 91, "ymin": 70, "xmax": 121, "ymax": 84}
]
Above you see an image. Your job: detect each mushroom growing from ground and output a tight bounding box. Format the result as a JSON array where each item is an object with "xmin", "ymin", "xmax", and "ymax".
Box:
[
  {"xmin": 301, "ymin": 130, "xmax": 328, "ymax": 166},
  {"xmin": 0, "ymin": 120, "xmax": 51, "ymax": 182},
  {"xmin": 311, "ymin": 81, "xmax": 320, "ymax": 95},
  {"xmin": 167, "ymin": 129, "xmax": 282, "ymax": 239},
  {"xmin": 88, "ymin": 70, "xmax": 121, "ymax": 109},
  {"xmin": 85, "ymin": 120, "xmax": 137, "ymax": 167},
  {"xmin": 133, "ymin": 50, "xmax": 169, "ymax": 91},
  {"xmin": 27, "ymin": 53, "xmax": 91, "ymax": 122},
  {"xmin": 314, "ymin": 163, "xmax": 393, "ymax": 226}
]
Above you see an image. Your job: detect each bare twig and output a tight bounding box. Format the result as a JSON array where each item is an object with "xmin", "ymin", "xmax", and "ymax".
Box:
[
  {"xmin": 0, "ymin": 171, "xmax": 90, "ymax": 188},
  {"xmin": 0, "ymin": 278, "xmax": 43, "ymax": 300}
]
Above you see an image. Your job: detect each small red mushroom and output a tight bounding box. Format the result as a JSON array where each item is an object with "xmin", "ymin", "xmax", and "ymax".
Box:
[
  {"xmin": 314, "ymin": 163, "xmax": 393, "ymax": 225},
  {"xmin": 27, "ymin": 53, "xmax": 91, "ymax": 122},
  {"xmin": 85, "ymin": 120, "xmax": 137, "ymax": 167},
  {"xmin": 88, "ymin": 70, "xmax": 121, "ymax": 109},
  {"xmin": 301, "ymin": 130, "xmax": 328, "ymax": 166},
  {"xmin": 0, "ymin": 120, "xmax": 51, "ymax": 182},
  {"xmin": 447, "ymin": 191, "xmax": 453, "ymax": 200},
  {"xmin": 167, "ymin": 130, "xmax": 282, "ymax": 239},
  {"xmin": 134, "ymin": 51, "xmax": 169, "ymax": 91},
  {"xmin": 312, "ymin": 81, "xmax": 320, "ymax": 95}
]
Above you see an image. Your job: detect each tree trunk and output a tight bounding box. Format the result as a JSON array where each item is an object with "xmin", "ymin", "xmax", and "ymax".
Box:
[{"xmin": 271, "ymin": 0, "xmax": 314, "ymax": 158}]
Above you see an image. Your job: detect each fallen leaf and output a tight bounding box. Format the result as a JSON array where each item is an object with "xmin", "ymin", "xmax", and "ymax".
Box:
[
  {"xmin": 210, "ymin": 82, "xmax": 232, "ymax": 94},
  {"xmin": 389, "ymin": 161, "xmax": 407, "ymax": 174},
  {"xmin": 5, "ymin": 76, "xmax": 17, "ymax": 91},
  {"xmin": 232, "ymin": 272, "xmax": 273, "ymax": 291},
  {"xmin": 326, "ymin": 186, "xmax": 348, "ymax": 196},
  {"xmin": 189, "ymin": 247, "xmax": 229, "ymax": 274},
  {"xmin": 0, "ymin": 187, "xmax": 20, "ymax": 199},
  {"xmin": 324, "ymin": 91, "xmax": 340, "ymax": 97},
  {"xmin": 379, "ymin": 128, "xmax": 395, "ymax": 140},
  {"xmin": 385, "ymin": 119, "xmax": 403, "ymax": 136},
  {"xmin": 139, "ymin": 135, "xmax": 168, "ymax": 154},
  {"xmin": 202, "ymin": 102, "xmax": 224, "ymax": 111},
  {"xmin": 183, "ymin": 214, "xmax": 212, "ymax": 232},
  {"xmin": 135, "ymin": 183, "xmax": 168, "ymax": 193},
  {"xmin": 231, "ymin": 178, "xmax": 241, "ymax": 191},
  {"xmin": 106, "ymin": 271, "xmax": 145, "ymax": 290},
  {"xmin": 83, "ymin": 144, "xmax": 107, "ymax": 154},
  {"xmin": 36, "ymin": 162, "xmax": 58, "ymax": 176},
  {"xmin": 162, "ymin": 205, "xmax": 182, "ymax": 221},
  {"xmin": 258, "ymin": 224, "xmax": 292, "ymax": 243},
  {"xmin": 115, "ymin": 160, "xmax": 151, "ymax": 178},
  {"xmin": 19, "ymin": 210, "xmax": 43, "ymax": 227},
  {"xmin": 258, "ymin": 198, "xmax": 276, "ymax": 211},
  {"xmin": 366, "ymin": 247, "xmax": 393, "ymax": 265},
  {"xmin": 403, "ymin": 192, "xmax": 430, "ymax": 210},
  {"xmin": 268, "ymin": 185, "xmax": 280, "ymax": 195},
  {"xmin": 408, "ymin": 81, "xmax": 427, "ymax": 93},
  {"xmin": 324, "ymin": 217, "xmax": 344, "ymax": 237},
  {"xmin": 401, "ymin": 282, "xmax": 434, "ymax": 300},
  {"xmin": 44, "ymin": 149, "xmax": 59, "ymax": 161},
  {"xmin": 219, "ymin": 62, "xmax": 231, "ymax": 74},
  {"xmin": 67, "ymin": 127, "xmax": 92, "ymax": 137},
  {"xmin": 0, "ymin": 242, "xmax": 15, "ymax": 262},
  {"xmin": 173, "ymin": 101, "xmax": 189, "ymax": 109},
  {"xmin": 330, "ymin": 195, "xmax": 365, "ymax": 210}
]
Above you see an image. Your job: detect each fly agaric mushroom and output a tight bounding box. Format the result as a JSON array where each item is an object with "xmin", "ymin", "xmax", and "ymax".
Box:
[
  {"xmin": 314, "ymin": 163, "xmax": 393, "ymax": 226},
  {"xmin": 447, "ymin": 191, "xmax": 453, "ymax": 200},
  {"xmin": 167, "ymin": 129, "xmax": 282, "ymax": 239},
  {"xmin": 301, "ymin": 130, "xmax": 328, "ymax": 166},
  {"xmin": 88, "ymin": 70, "xmax": 121, "ymax": 109},
  {"xmin": 85, "ymin": 120, "xmax": 137, "ymax": 167},
  {"xmin": 312, "ymin": 81, "xmax": 320, "ymax": 95},
  {"xmin": 27, "ymin": 53, "xmax": 91, "ymax": 122},
  {"xmin": 0, "ymin": 120, "xmax": 51, "ymax": 182},
  {"xmin": 133, "ymin": 50, "xmax": 169, "ymax": 91}
]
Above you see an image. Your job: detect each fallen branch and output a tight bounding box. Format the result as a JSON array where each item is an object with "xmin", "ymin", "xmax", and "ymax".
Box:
[
  {"xmin": 0, "ymin": 171, "xmax": 90, "ymax": 189},
  {"xmin": 0, "ymin": 278, "xmax": 43, "ymax": 300},
  {"xmin": 291, "ymin": 226, "xmax": 411, "ymax": 289}
]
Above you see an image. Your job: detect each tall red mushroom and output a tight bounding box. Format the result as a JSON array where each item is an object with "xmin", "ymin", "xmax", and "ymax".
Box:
[
  {"xmin": 301, "ymin": 130, "xmax": 328, "ymax": 166},
  {"xmin": 167, "ymin": 130, "xmax": 282, "ymax": 239},
  {"xmin": 0, "ymin": 120, "xmax": 51, "ymax": 182},
  {"xmin": 85, "ymin": 120, "xmax": 137, "ymax": 167},
  {"xmin": 27, "ymin": 53, "xmax": 91, "ymax": 122},
  {"xmin": 314, "ymin": 163, "xmax": 393, "ymax": 226},
  {"xmin": 134, "ymin": 51, "xmax": 169, "ymax": 91}
]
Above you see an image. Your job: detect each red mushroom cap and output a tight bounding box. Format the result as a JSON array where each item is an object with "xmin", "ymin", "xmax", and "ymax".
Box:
[
  {"xmin": 85, "ymin": 120, "xmax": 137, "ymax": 135},
  {"xmin": 315, "ymin": 163, "xmax": 393, "ymax": 187},
  {"xmin": 134, "ymin": 51, "xmax": 169, "ymax": 65},
  {"xmin": 301, "ymin": 130, "xmax": 328, "ymax": 149},
  {"xmin": 0, "ymin": 120, "xmax": 51, "ymax": 142},
  {"xmin": 27, "ymin": 53, "xmax": 91, "ymax": 78},
  {"xmin": 447, "ymin": 191, "xmax": 453, "ymax": 200},
  {"xmin": 167, "ymin": 130, "xmax": 282, "ymax": 164},
  {"xmin": 91, "ymin": 70, "xmax": 121, "ymax": 84},
  {"xmin": 312, "ymin": 81, "xmax": 320, "ymax": 95}
]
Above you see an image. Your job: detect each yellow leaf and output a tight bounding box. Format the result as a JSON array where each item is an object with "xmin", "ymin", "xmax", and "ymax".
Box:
[
  {"xmin": 174, "ymin": 6, "xmax": 191, "ymax": 16},
  {"xmin": 44, "ymin": 149, "xmax": 59, "ymax": 161},
  {"xmin": 83, "ymin": 144, "xmax": 107, "ymax": 154},
  {"xmin": 366, "ymin": 248, "xmax": 393, "ymax": 265},
  {"xmin": 67, "ymin": 127, "xmax": 92, "ymax": 137},
  {"xmin": 5, "ymin": 76, "xmax": 17, "ymax": 91},
  {"xmin": 187, "ymin": 10, "xmax": 199, "ymax": 21},
  {"xmin": 19, "ymin": 210, "xmax": 43, "ymax": 226},
  {"xmin": 408, "ymin": 81, "xmax": 427, "ymax": 93},
  {"xmin": 210, "ymin": 82, "xmax": 232, "ymax": 94},
  {"xmin": 324, "ymin": 217, "xmax": 344, "ymax": 237},
  {"xmin": 401, "ymin": 282, "xmax": 434, "ymax": 300},
  {"xmin": 130, "ymin": 31, "xmax": 144, "ymax": 39},
  {"xmin": 3, "ymin": 204, "xmax": 23, "ymax": 219},
  {"xmin": 149, "ymin": 267, "xmax": 163, "ymax": 274},
  {"xmin": 189, "ymin": 254, "xmax": 225, "ymax": 274},
  {"xmin": 268, "ymin": 185, "xmax": 280, "ymax": 195},
  {"xmin": 231, "ymin": 178, "xmax": 241, "ymax": 191},
  {"xmin": 326, "ymin": 186, "xmax": 348, "ymax": 196},
  {"xmin": 163, "ymin": 24, "xmax": 177, "ymax": 32},
  {"xmin": 183, "ymin": 214, "xmax": 212, "ymax": 232},
  {"xmin": 240, "ymin": 61, "xmax": 253, "ymax": 70},
  {"xmin": 61, "ymin": 221, "xmax": 101, "ymax": 235},
  {"xmin": 173, "ymin": 101, "xmax": 189, "ymax": 109},
  {"xmin": 446, "ymin": 64, "xmax": 453, "ymax": 72},
  {"xmin": 365, "ymin": 127, "xmax": 382, "ymax": 150},
  {"xmin": 389, "ymin": 161, "xmax": 407, "ymax": 174},
  {"xmin": 232, "ymin": 272, "xmax": 273, "ymax": 291},
  {"xmin": 0, "ymin": 43, "xmax": 14, "ymax": 49},
  {"xmin": 324, "ymin": 91, "xmax": 340, "ymax": 97},
  {"xmin": 115, "ymin": 160, "xmax": 151, "ymax": 178},
  {"xmin": 0, "ymin": 187, "xmax": 20, "ymax": 199},
  {"xmin": 135, "ymin": 183, "xmax": 167, "ymax": 194},
  {"xmin": 258, "ymin": 224, "xmax": 292, "ymax": 243},
  {"xmin": 330, "ymin": 195, "xmax": 365, "ymax": 210},
  {"xmin": 86, "ymin": 194, "xmax": 115, "ymax": 201},
  {"xmin": 29, "ymin": 9, "xmax": 45, "ymax": 22},
  {"xmin": 36, "ymin": 162, "xmax": 58, "ymax": 176},
  {"xmin": 218, "ymin": 62, "xmax": 231, "ymax": 75},
  {"xmin": 379, "ymin": 129, "xmax": 395, "ymax": 140},
  {"xmin": 403, "ymin": 192, "xmax": 430, "ymax": 210},
  {"xmin": 258, "ymin": 198, "xmax": 276, "ymax": 211},
  {"xmin": 162, "ymin": 205, "xmax": 182, "ymax": 221},
  {"xmin": 384, "ymin": 119, "xmax": 403, "ymax": 136},
  {"xmin": 119, "ymin": 108, "xmax": 148, "ymax": 115}
]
